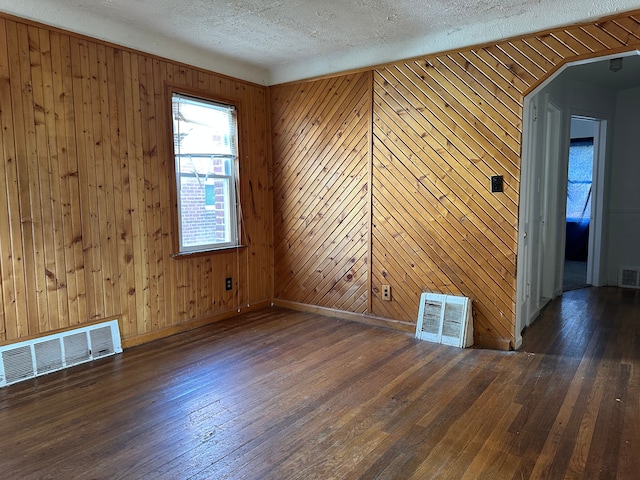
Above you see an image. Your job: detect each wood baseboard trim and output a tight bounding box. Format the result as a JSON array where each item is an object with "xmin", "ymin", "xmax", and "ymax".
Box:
[
  {"xmin": 474, "ymin": 335, "xmax": 513, "ymax": 351},
  {"xmin": 122, "ymin": 300, "xmax": 271, "ymax": 349},
  {"xmin": 273, "ymin": 299, "xmax": 415, "ymax": 333}
]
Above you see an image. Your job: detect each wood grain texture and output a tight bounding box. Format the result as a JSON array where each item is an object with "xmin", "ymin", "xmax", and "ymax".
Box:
[
  {"xmin": 271, "ymin": 72, "xmax": 371, "ymax": 314},
  {"xmin": 0, "ymin": 14, "xmax": 272, "ymax": 345},
  {"xmin": 0, "ymin": 287, "xmax": 637, "ymax": 479},
  {"xmin": 272, "ymin": 10, "xmax": 640, "ymax": 348},
  {"xmin": 3, "ymin": 9, "xmax": 640, "ymax": 349}
]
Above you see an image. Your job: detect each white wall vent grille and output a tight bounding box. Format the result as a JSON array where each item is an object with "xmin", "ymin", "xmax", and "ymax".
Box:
[
  {"xmin": 618, "ymin": 266, "xmax": 640, "ymax": 289},
  {"xmin": 0, "ymin": 320, "xmax": 122, "ymax": 388},
  {"xmin": 416, "ymin": 293, "xmax": 473, "ymax": 348}
]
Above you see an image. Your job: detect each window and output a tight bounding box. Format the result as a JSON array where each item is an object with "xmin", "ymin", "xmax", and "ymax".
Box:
[
  {"xmin": 172, "ymin": 92, "xmax": 239, "ymax": 252},
  {"xmin": 566, "ymin": 137, "xmax": 593, "ymax": 224}
]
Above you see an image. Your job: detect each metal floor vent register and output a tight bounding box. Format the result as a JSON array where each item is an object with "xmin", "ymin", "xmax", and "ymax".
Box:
[
  {"xmin": 619, "ymin": 266, "xmax": 640, "ymax": 289},
  {"xmin": 0, "ymin": 320, "xmax": 122, "ymax": 387},
  {"xmin": 416, "ymin": 293, "xmax": 473, "ymax": 348}
]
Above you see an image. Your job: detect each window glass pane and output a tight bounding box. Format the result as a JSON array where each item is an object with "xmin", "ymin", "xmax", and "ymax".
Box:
[
  {"xmin": 172, "ymin": 93, "xmax": 237, "ymax": 251},
  {"xmin": 566, "ymin": 182, "xmax": 592, "ymax": 221},
  {"xmin": 567, "ymin": 139, "xmax": 593, "ymax": 182},
  {"xmin": 566, "ymin": 138, "xmax": 593, "ymax": 223},
  {"xmin": 179, "ymin": 174, "xmax": 232, "ymax": 247},
  {"xmin": 173, "ymin": 95, "xmax": 236, "ymax": 156}
]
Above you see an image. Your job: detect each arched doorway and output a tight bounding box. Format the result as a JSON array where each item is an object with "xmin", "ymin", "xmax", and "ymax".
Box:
[{"xmin": 515, "ymin": 51, "xmax": 640, "ymax": 348}]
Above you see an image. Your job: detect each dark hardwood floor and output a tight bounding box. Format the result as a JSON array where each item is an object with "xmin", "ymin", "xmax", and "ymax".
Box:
[{"xmin": 1, "ymin": 287, "xmax": 638, "ymax": 479}]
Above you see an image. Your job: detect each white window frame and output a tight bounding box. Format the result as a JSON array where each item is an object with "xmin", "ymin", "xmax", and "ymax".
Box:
[{"xmin": 172, "ymin": 92, "xmax": 239, "ymax": 253}]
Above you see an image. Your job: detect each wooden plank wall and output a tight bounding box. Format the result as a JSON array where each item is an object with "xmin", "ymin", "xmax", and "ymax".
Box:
[
  {"xmin": 271, "ymin": 73, "xmax": 371, "ymax": 314},
  {"xmin": 0, "ymin": 14, "xmax": 272, "ymax": 346},
  {"xmin": 272, "ymin": 11, "xmax": 640, "ymax": 348}
]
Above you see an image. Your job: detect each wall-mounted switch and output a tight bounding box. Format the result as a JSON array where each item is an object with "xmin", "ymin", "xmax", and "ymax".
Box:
[{"xmin": 491, "ymin": 175, "xmax": 504, "ymax": 193}]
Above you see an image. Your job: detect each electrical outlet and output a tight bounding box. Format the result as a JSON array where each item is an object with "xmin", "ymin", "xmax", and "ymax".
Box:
[
  {"xmin": 225, "ymin": 277, "xmax": 233, "ymax": 291},
  {"xmin": 382, "ymin": 284, "xmax": 391, "ymax": 301}
]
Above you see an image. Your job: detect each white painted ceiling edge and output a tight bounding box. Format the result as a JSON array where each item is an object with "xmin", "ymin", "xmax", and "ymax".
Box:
[
  {"xmin": 1, "ymin": 1, "xmax": 640, "ymax": 86},
  {"xmin": 275, "ymin": 0, "xmax": 640, "ymax": 86}
]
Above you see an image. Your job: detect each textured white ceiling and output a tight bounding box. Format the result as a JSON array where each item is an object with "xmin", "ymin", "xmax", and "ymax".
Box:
[{"xmin": 1, "ymin": 0, "xmax": 640, "ymax": 85}]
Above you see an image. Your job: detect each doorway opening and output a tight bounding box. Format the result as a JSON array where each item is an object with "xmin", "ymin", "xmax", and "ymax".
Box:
[
  {"xmin": 563, "ymin": 117, "xmax": 596, "ymax": 291},
  {"xmin": 515, "ymin": 49, "xmax": 640, "ymax": 349}
]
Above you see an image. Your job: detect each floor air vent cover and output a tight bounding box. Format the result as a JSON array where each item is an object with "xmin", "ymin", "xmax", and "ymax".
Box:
[
  {"xmin": 0, "ymin": 320, "xmax": 122, "ymax": 387},
  {"xmin": 619, "ymin": 266, "xmax": 640, "ymax": 289},
  {"xmin": 416, "ymin": 293, "xmax": 473, "ymax": 348}
]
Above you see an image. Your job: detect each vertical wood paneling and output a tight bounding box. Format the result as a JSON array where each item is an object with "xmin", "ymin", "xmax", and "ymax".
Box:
[
  {"xmin": 272, "ymin": 73, "xmax": 370, "ymax": 314},
  {"xmin": 271, "ymin": 10, "xmax": 640, "ymax": 348},
  {"xmin": 0, "ymin": 14, "xmax": 272, "ymax": 346},
  {"xmin": 38, "ymin": 28, "xmax": 66, "ymax": 332},
  {"xmin": 0, "ymin": 18, "xmax": 18, "ymax": 342},
  {"xmin": 11, "ymin": 21, "xmax": 40, "ymax": 338},
  {"xmin": 153, "ymin": 58, "xmax": 173, "ymax": 331},
  {"xmin": 57, "ymin": 31, "xmax": 87, "ymax": 328}
]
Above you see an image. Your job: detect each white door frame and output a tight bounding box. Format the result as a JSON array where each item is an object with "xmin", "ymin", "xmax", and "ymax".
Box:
[
  {"xmin": 563, "ymin": 114, "xmax": 607, "ymax": 289},
  {"xmin": 540, "ymin": 101, "xmax": 563, "ymax": 302},
  {"xmin": 587, "ymin": 117, "xmax": 608, "ymax": 286},
  {"xmin": 515, "ymin": 95, "xmax": 536, "ymax": 348}
]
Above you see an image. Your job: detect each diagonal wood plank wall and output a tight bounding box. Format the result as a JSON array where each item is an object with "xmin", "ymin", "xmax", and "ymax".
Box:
[
  {"xmin": 272, "ymin": 10, "xmax": 640, "ymax": 348},
  {"xmin": 0, "ymin": 14, "xmax": 272, "ymax": 347},
  {"xmin": 271, "ymin": 73, "xmax": 371, "ymax": 314}
]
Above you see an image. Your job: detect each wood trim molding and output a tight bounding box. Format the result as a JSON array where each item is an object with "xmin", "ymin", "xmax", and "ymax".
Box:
[
  {"xmin": 166, "ymin": 83, "xmax": 245, "ymax": 257},
  {"xmin": 273, "ymin": 299, "xmax": 415, "ymax": 333},
  {"xmin": 121, "ymin": 300, "xmax": 271, "ymax": 349},
  {"xmin": 474, "ymin": 335, "xmax": 512, "ymax": 351}
]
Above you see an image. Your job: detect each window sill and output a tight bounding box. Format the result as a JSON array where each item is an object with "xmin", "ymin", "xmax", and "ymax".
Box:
[{"xmin": 171, "ymin": 245, "xmax": 247, "ymax": 259}]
